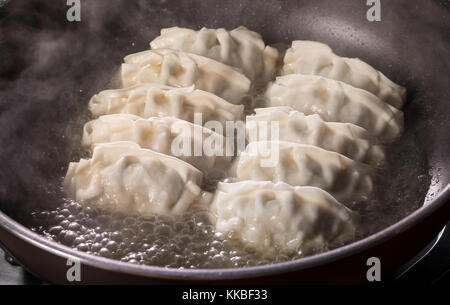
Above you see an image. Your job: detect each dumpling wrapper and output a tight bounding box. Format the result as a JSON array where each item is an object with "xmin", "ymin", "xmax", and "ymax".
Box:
[
  {"xmin": 266, "ymin": 74, "xmax": 404, "ymax": 142},
  {"xmin": 88, "ymin": 83, "xmax": 244, "ymax": 128},
  {"xmin": 281, "ymin": 40, "xmax": 406, "ymax": 109},
  {"xmin": 235, "ymin": 141, "xmax": 373, "ymax": 203},
  {"xmin": 150, "ymin": 26, "xmax": 279, "ymax": 83},
  {"xmin": 82, "ymin": 114, "xmax": 233, "ymax": 178},
  {"xmin": 246, "ymin": 106, "xmax": 384, "ymax": 166},
  {"xmin": 121, "ymin": 49, "xmax": 251, "ymax": 105},
  {"xmin": 64, "ymin": 141, "xmax": 209, "ymax": 218},
  {"xmin": 210, "ymin": 181, "xmax": 356, "ymax": 255}
]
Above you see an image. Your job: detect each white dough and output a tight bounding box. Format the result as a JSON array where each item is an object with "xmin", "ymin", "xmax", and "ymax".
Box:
[
  {"xmin": 266, "ymin": 74, "xmax": 404, "ymax": 142},
  {"xmin": 121, "ymin": 49, "xmax": 251, "ymax": 105},
  {"xmin": 235, "ymin": 141, "xmax": 373, "ymax": 203},
  {"xmin": 82, "ymin": 114, "xmax": 233, "ymax": 177},
  {"xmin": 150, "ymin": 26, "xmax": 279, "ymax": 82},
  {"xmin": 210, "ymin": 181, "xmax": 356, "ymax": 255},
  {"xmin": 88, "ymin": 83, "xmax": 244, "ymax": 128},
  {"xmin": 281, "ymin": 40, "xmax": 406, "ymax": 108},
  {"xmin": 64, "ymin": 142, "xmax": 208, "ymax": 218},
  {"xmin": 246, "ymin": 106, "xmax": 384, "ymax": 165}
]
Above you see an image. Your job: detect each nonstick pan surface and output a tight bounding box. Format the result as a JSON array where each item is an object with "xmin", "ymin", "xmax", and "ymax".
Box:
[{"xmin": 0, "ymin": 0, "xmax": 449, "ymax": 284}]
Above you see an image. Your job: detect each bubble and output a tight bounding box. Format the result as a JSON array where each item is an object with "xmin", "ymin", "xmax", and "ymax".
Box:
[
  {"xmin": 139, "ymin": 222, "xmax": 154, "ymax": 233},
  {"xmin": 60, "ymin": 219, "xmax": 70, "ymax": 228},
  {"xmin": 62, "ymin": 230, "xmax": 77, "ymax": 245},
  {"xmin": 91, "ymin": 242, "xmax": 102, "ymax": 252},
  {"xmin": 99, "ymin": 247, "xmax": 112, "ymax": 258},
  {"xmin": 68, "ymin": 222, "xmax": 81, "ymax": 231},
  {"xmin": 77, "ymin": 243, "xmax": 89, "ymax": 252},
  {"xmin": 111, "ymin": 231, "xmax": 122, "ymax": 242},
  {"xmin": 48, "ymin": 225, "xmax": 63, "ymax": 236},
  {"xmin": 154, "ymin": 224, "xmax": 171, "ymax": 237},
  {"xmin": 60, "ymin": 209, "xmax": 71, "ymax": 217},
  {"xmin": 74, "ymin": 236, "xmax": 85, "ymax": 245}
]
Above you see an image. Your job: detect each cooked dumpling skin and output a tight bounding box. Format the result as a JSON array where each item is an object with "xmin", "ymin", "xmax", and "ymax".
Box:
[
  {"xmin": 210, "ymin": 181, "xmax": 356, "ymax": 255},
  {"xmin": 121, "ymin": 49, "xmax": 251, "ymax": 105},
  {"xmin": 235, "ymin": 141, "xmax": 373, "ymax": 202},
  {"xmin": 64, "ymin": 142, "xmax": 207, "ymax": 218},
  {"xmin": 246, "ymin": 106, "xmax": 384, "ymax": 166},
  {"xmin": 82, "ymin": 114, "xmax": 232, "ymax": 177},
  {"xmin": 88, "ymin": 84, "xmax": 244, "ymax": 127},
  {"xmin": 266, "ymin": 74, "xmax": 404, "ymax": 142},
  {"xmin": 281, "ymin": 40, "xmax": 406, "ymax": 109},
  {"xmin": 150, "ymin": 26, "xmax": 279, "ymax": 82}
]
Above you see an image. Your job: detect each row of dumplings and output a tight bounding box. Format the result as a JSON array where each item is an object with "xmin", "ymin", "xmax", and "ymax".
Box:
[{"xmin": 64, "ymin": 26, "xmax": 405, "ymax": 256}]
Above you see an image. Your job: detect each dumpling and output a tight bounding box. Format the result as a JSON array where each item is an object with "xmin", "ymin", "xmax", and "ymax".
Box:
[
  {"xmin": 266, "ymin": 74, "xmax": 404, "ymax": 142},
  {"xmin": 235, "ymin": 141, "xmax": 373, "ymax": 203},
  {"xmin": 121, "ymin": 49, "xmax": 251, "ymax": 105},
  {"xmin": 88, "ymin": 83, "xmax": 244, "ymax": 128},
  {"xmin": 150, "ymin": 26, "xmax": 279, "ymax": 83},
  {"xmin": 246, "ymin": 106, "xmax": 384, "ymax": 166},
  {"xmin": 281, "ymin": 40, "xmax": 406, "ymax": 109},
  {"xmin": 82, "ymin": 114, "xmax": 233, "ymax": 177},
  {"xmin": 210, "ymin": 181, "xmax": 356, "ymax": 255},
  {"xmin": 64, "ymin": 141, "xmax": 209, "ymax": 218}
]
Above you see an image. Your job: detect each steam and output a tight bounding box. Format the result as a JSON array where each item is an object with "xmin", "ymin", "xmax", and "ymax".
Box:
[
  {"xmin": 0, "ymin": 0, "xmax": 184, "ymax": 218},
  {"xmin": 0, "ymin": 0, "xmax": 285, "ymax": 220}
]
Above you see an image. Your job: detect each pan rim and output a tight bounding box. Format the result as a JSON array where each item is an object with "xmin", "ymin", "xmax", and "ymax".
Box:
[{"xmin": 0, "ymin": 184, "xmax": 449, "ymax": 281}]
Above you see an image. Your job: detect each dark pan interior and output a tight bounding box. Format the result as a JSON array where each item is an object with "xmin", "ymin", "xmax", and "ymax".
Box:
[{"xmin": 0, "ymin": 0, "xmax": 449, "ymax": 264}]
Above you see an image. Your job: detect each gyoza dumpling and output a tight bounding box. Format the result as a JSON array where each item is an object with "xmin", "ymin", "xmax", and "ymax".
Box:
[
  {"xmin": 266, "ymin": 74, "xmax": 404, "ymax": 142},
  {"xmin": 210, "ymin": 181, "xmax": 356, "ymax": 255},
  {"xmin": 246, "ymin": 106, "xmax": 384, "ymax": 166},
  {"xmin": 82, "ymin": 114, "xmax": 233, "ymax": 177},
  {"xmin": 150, "ymin": 26, "xmax": 279, "ymax": 83},
  {"xmin": 235, "ymin": 141, "xmax": 373, "ymax": 203},
  {"xmin": 121, "ymin": 49, "xmax": 251, "ymax": 105},
  {"xmin": 89, "ymin": 84, "xmax": 244, "ymax": 128},
  {"xmin": 281, "ymin": 40, "xmax": 406, "ymax": 108},
  {"xmin": 64, "ymin": 142, "xmax": 209, "ymax": 218}
]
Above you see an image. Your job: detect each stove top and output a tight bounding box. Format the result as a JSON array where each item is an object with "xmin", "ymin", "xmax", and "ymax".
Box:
[{"xmin": 1, "ymin": 222, "xmax": 450, "ymax": 285}]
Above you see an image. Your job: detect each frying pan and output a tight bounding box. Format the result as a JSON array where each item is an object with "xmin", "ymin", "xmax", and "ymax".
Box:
[{"xmin": 0, "ymin": 0, "xmax": 449, "ymax": 284}]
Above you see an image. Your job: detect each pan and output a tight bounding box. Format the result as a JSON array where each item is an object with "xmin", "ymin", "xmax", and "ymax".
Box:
[{"xmin": 0, "ymin": 0, "xmax": 449, "ymax": 284}]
